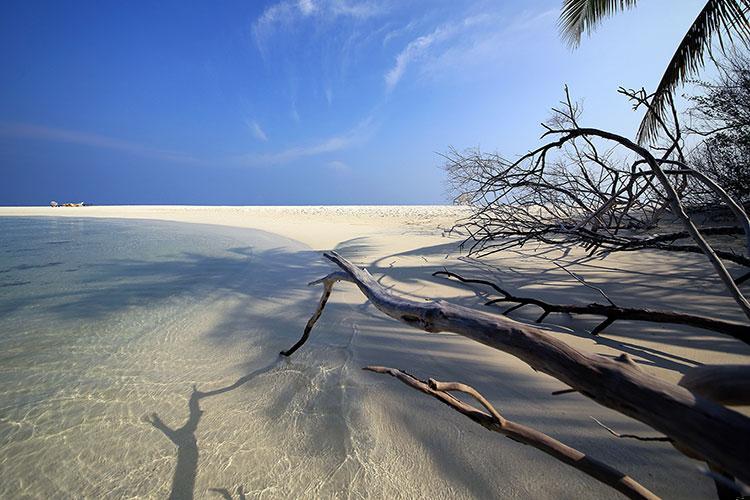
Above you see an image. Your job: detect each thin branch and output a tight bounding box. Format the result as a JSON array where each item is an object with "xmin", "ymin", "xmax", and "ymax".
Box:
[
  {"xmin": 554, "ymin": 262, "xmax": 616, "ymax": 306},
  {"xmin": 590, "ymin": 417, "xmax": 673, "ymax": 443},
  {"xmin": 433, "ymin": 270, "xmax": 750, "ymax": 343},
  {"xmin": 280, "ymin": 272, "xmax": 348, "ymax": 357},
  {"xmin": 283, "ymin": 252, "xmax": 750, "ymax": 484},
  {"xmin": 364, "ymin": 365, "xmax": 658, "ymax": 500}
]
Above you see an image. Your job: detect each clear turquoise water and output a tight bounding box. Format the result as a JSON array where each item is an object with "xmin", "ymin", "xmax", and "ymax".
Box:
[
  {"xmin": 0, "ymin": 217, "xmax": 355, "ymax": 498},
  {"xmin": 0, "ymin": 217, "xmax": 722, "ymax": 499}
]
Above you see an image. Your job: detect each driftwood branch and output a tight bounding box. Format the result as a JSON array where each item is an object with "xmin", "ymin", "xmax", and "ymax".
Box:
[
  {"xmin": 554, "ymin": 262, "xmax": 616, "ymax": 306},
  {"xmin": 364, "ymin": 365, "xmax": 658, "ymax": 499},
  {"xmin": 280, "ymin": 272, "xmax": 348, "ymax": 357},
  {"xmin": 679, "ymin": 364, "xmax": 750, "ymax": 406},
  {"xmin": 284, "ymin": 252, "xmax": 750, "ymax": 486},
  {"xmin": 589, "ymin": 417, "xmax": 672, "ymax": 443},
  {"xmin": 433, "ymin": 270, "xmax": 750, "ymax": 343},
  {"xmin": 612, "ymin": 226, "xmax": 744, "ymax": 247}
]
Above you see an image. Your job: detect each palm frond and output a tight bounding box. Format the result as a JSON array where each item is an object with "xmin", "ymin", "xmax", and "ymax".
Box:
[
  {"xmin": 637, "ymin": 0, "xmax": 750, "ymax": 143},
  {"xmin": 559, "ymin": 0, "xmax": 638, "ymax": 48}
]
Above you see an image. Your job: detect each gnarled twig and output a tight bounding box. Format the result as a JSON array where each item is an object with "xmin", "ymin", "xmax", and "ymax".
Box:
[
  {"xmin": 280, "ymin": 272, "xmax": 348, "ymax": 357},
  {"xmin": 364, "ymin": 365, "xmax": 658, "ymax": 499},
  {"xmin": 432, "ymin": 270, "xmax": 750, "ymax": 343},
  {"xmin": 590, "ymin": 417, "xmax": 672, "ymax": 443},
  {"xmin": 282, "ymin": 252, "xmax": 750, "ymax": 485}
]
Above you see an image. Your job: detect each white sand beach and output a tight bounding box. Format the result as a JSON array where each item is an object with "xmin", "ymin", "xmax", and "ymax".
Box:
[{"xmin": 0, "ymin": 206, "xmax": 748, "ymax": 499}]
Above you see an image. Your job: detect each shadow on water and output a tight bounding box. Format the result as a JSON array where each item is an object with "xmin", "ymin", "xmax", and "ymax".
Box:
[
  {"xmin": 144, "ymin": 360, "xmax": 283, "ymax": 500},
  {"xmin": 208, "ymin": 485, "xmax": 246, "ymax": 500},
  {"xmin": 117, "ymin": 230, "xmax": 745, "ymax": 499},
  {"xmin": 4, "ymin": 218, "xmax": 743, "ymax": 498}
]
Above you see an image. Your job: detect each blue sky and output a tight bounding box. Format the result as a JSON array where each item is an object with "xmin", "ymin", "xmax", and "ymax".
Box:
[{"xmin": 0, "ymin": 0, "xmax": 708, "ymax": 205}]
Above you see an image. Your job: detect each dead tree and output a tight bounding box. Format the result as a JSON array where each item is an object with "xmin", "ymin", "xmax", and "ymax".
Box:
[
  {"xmin": 283, "ymin": 252, "xmax": 750, "ymax": 497},
  {"xmin": 432, "ymin": 270, "xmax": 750, "ymax": 343},
  {"xmin": 445, "ymin": 87, "xmax": 750, "ymax": 321}
]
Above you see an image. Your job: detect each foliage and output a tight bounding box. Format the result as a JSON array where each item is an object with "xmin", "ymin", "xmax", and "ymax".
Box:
[
  {"xmin": 688, "ymin": 50, "xmax": 750, "ymax": 203},
  {"xmin": 558, "ymin": 0, "xmax": 750, "ymax": 143}
]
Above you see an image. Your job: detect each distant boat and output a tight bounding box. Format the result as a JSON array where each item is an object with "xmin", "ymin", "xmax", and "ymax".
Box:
[{"xmin": 51, "ymin": 201, "xmax": 86, "ymax": 207}]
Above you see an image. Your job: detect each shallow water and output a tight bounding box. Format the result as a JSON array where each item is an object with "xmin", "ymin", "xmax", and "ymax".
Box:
[
  {"xmin": 0, "ymin": 217, "xmax": 350, "ymax": 498},
  {"xmin": 0, "ymin": 217, "xmax": 722, "ymax": 499},
  {"xmin": 2, "ymin": 217, "xmax": 496, "ymax": 499}
]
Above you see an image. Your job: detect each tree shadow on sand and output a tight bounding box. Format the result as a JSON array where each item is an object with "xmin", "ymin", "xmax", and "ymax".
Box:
[{"xmin": 143, "ymin": 360, "xmax": 282, "ymax": 500}]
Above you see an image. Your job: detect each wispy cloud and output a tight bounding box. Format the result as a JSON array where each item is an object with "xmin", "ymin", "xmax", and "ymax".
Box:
[
  {"xmin": 385, "ymin": 26, "xmax": 447, "ymax": 92},
  {"xmin": 508, "ymin": 8, "xmax": 557, "ymax": 34},
  {"xmin": 247, "ymin": 119, "xmax": 269, "ymax": 142},
  {"xmin": 384, "ymin": 15, "xmax": 488, "ymax": 92},
  {"xmin": 382, "ymin": 19, "xmax": 417, "ymax": 47},
  {"xmin": 298, "ymin": 0, "xmax": 316, "ymax": 15},
  {"xmin": 419, "ymin": 8, "xmax": 556, "ymax": 83},
  {"xmin": 232, "ymin": 115, "xmax": 375, "ymax": 167},
  {"xmin": 253, "ymin": 0, "xmax": 383, "ymax": 54},
  {"xmin": 0, "ymin": 122, "xmax": 199, "ymax": 164},
  {"xmin": 384, "ymin": 9, "xmax": 554, "ymax": 92}
]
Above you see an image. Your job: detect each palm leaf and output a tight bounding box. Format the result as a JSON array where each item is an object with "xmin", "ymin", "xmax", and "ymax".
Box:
[
  {"xmin": 559, "ymin": 0, "xmax": 638, "ymax": 48},
  {"xmin": 637, "ymin": 0, "xmax": 750, "ymax": 143}
]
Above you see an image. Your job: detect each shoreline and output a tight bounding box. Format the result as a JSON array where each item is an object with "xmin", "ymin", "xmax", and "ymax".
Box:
[
  {"xmin": 0, "ymin": 205, "xmax": 470, "ymax": 250},
  {"xmin": 1, "ymin": 206, "xmax": 748, "ymax": 498}
]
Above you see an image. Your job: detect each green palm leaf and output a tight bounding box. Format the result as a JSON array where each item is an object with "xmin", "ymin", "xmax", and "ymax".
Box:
[
  {"xmin": 637, "ymin": 0, "xmax": 750, "ymax": 143},
  {"xmin": 559, "ymin": 0, "xmax": 750, "ymax": 144},
  {"xmin": 559, "ymin": 0, "xmax": 638, "ymax": 48}
]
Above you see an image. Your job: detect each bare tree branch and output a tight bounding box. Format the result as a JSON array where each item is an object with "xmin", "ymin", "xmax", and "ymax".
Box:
[
  {"xmin": 590, "ymin": 417, "xmax": 672, "ymax": 443},
  {"xmin": 283, "ymin": 252, "xmax": 750, "ymax": 485},
  {"xmin": 364, "ymin": 365, "xmax": 659, "ymax": 499},
  {"xmin": 554, "ymin": 262, "xmax": 617, "ymax": 306},
  {"xmin": 432, "ymin": 270, "xmax": 750, "ymax": 343},
  {"xmin": 446, "ymin": 87, "xmax": 750, "ymax": 319}
]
